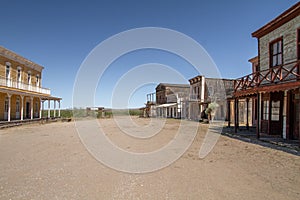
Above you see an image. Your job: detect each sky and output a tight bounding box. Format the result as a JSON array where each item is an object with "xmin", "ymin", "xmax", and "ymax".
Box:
[{"xmin": 1, "ymin": 0, "xmax": 299, "ymax": 109}]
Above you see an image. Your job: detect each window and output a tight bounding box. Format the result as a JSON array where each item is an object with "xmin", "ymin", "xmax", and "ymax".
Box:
[
  {"xmin": 36, "ymin": 75, "xmax": 40, "ymax": 87},
  {"xmin": 27, "ymin": 71, "xmax": 31, "ymax": 84},
  {"xmin": 271, "ymin": 100, "xmax": 280, "ymax": 121},
  {"xmin": 5, "ymin": 63, "xmax": 10, "ymax": 79},
  {"xmin": 17, "ymin": 67, "xmax": 22, "ymax": 82},
  {"xmin": 270, "ymin": 39, "xmax": 283, "ymax": 67},
  {"xmin": 4, "ymin": 97, "xmax": 9, "ymax": 112},
  {"xmin": 208, "ymin": 86, "xmax": 214, "ymax": 96},
  {"xmin": 263, "ymin": 100, "xmax": 269, "ymax": 120},
  {"xmin": 16, "ymin": 97, "xmax": 20, "ymax": 112},
  {"xmin": 255, "ymin": 64, "xmax": 259, "ymax": 73},
  {"xmin": 35, "ymin": 102, "xmax": 39, "ymax": 116}
]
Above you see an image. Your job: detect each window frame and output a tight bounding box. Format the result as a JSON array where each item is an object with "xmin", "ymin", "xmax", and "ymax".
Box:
[
  {"xmin": 27, "ymin": 71, "xmax": 31, "ymax": 85},
  {"xmin": 5, "ymin": 63, "xmax": 11, "ymax": 79},
  {"xmin": 4, "ymin": 97, "xmax": 9, "ymax": 112},
  {"xmin": 16, "ymin": 97, "xmax": 20, "ymax": 112},
  {"xmin": 17, "ymin": 66, "xmax": 22, "ymax": 82},
  {"xmin": 262, "ymin": 100, "xmax": 269, "ymax": 120},
  {"xmin": 36, "ymin": 74, "xmax": 40, "ymax": 87},
  {"xmin": 269, "ymin": 37, "xmax": 283, "ymax": 68}
]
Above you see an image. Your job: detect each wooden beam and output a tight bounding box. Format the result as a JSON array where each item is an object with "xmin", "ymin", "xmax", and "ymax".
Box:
[
  {"xmin": 256, "ymin": 92, "xmax": 260, "ymax": 139},
  {"xmin": 234, "ymin": 98, "xmax": 237, "ymax": 133},
  {"xmin": 246, "ymin": 98, "xmax": 249, "ymax": 130},
  {"xmin": 227, "ymin": 100, "xmax": 231, "ymax": 128}
]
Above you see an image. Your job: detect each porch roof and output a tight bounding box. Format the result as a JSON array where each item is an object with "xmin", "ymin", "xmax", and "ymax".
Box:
[
  {"xmin": 234, "ymin": 81, "xmax": 300, "ymax": 97},
  {"xmin": 0, "ymin": 87, "xmax": 61, "ymax": 101},
  {"xmin": 156, "ymin": 103, "xmax": 177, "ymax": 108}
]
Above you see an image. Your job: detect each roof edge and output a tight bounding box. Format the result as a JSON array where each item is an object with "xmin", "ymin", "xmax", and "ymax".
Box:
[
  {"xmin": 252, "ymin": 2, "xmax": 300, "ymax": 38},
  {"xmin": 0, "ymin": 46, "xmax": 44, "ymax": 72}
]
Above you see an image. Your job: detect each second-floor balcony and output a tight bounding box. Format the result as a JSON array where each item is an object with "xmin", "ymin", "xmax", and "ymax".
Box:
[
  {"xmin": 0, "ymin": 76, "xmax": 51, "ymax": 95},
  {"xmin": 234, "ymin": 60, "xmax": 300, "ymax": 96}
]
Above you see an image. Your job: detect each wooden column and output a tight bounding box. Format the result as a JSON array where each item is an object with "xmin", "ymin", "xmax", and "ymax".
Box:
[
  {"xmin": 237, "ymin": 98, "xmax": 239, "ymax": 131},
  {"xmin": 30, "ymin": 97, "xmax": 33, "ymax": 120},
  {"xmin": 58, "ymin": 100, "xmax": 61, "ymax": 117},
  {"xmin": 20, "ymin": 96, "xmax": 24, "ymax": 121},
  {"xmin": 256, "ymin": 92, "xmax": 260, "ymax": 139},
  {"xmin": 246, "ymin": 98, "xmax": 249, "ymax": 130},
  {"xmin": 53, "ymin": 100, "xmax": 56, "ymax": 118},
  {"xmin": 39, "ymin": 98, "xmax": 42, "ymax": 119},
  {"xmin": 7, "ymin": 94, "xmax": 11, "ymax": 122},
  {"xmin": 227, "ymin": 100, "xmax": 231, "ymax": 127},
  {"xmin": 234, "ymin": 98, "xmax": 238, "ymax": 133},
  {"xmin": 48, "ymin": 100, "xmax": 51, "ymax": 118}
]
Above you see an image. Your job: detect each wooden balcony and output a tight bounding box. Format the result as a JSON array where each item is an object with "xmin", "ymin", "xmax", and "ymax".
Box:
[
  {"xmin": 234, "ymin": 61, "xmax": 300, "ymax": 97},
  {"xmin": 0, "ymin": 76, "xmax": 51, "ymax": 95}
]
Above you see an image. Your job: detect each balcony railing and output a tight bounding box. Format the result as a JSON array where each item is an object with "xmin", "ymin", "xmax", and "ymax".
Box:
[
  {"xmin": 0, "ymin": 76, "xmax": 51, "ymax": 95},
  {"xmin": 234, "ymin": 60, "xmax": 300, "ymax": 92}
]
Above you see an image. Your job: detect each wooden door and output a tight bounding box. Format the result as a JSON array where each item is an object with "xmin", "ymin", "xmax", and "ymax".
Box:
[
  {"xmin": 290, "ymin": 92, "xmax": 300, "ymax": 140},
  {"xmin": 269, "ymin": 92, "xmax": 283, "ymax": 135}
]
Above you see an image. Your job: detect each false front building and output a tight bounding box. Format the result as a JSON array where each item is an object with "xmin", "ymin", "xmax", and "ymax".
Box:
[{"xmin": 0, "ymin": 46, "xmax": 61, "ymax": 122}]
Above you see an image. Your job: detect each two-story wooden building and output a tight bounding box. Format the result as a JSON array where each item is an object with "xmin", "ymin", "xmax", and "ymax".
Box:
[
  {"xmin": 155, "ymin": 83, "xmax": 190, "ymax": 118},
  {"xmin": 0, "ymin": 46, "xmax": 61, "ymax": 122},
  {"xmin": 234, "ymin": 2, "xmax": 300, "ymax": 144},
  {"xmin": 189, "ymin": 75, "xmax": 234, "ymax": 121}
]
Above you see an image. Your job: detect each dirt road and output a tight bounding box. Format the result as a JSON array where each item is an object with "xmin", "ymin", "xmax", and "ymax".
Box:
[{"xmin": 0, "ymin": 118, "xmax": 299, "ymax": 199}]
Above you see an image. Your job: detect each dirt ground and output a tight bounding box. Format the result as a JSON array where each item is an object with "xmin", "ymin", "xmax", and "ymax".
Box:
[{"xmin": 0, "ymin": 117, "xmax": 299, "ymax": 200}]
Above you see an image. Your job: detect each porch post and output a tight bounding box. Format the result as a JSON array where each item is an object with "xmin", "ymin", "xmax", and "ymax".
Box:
[
  {"xmin": 237, "ymin": 98, "xmax": 239, "ymax": 131},
  {"xmin": 188, "ymin": 103, "xmax": 191, "ymax": 120},
  {"xmin": 39, "ymin": 98, "xmax": 42, "ymax": 119},
  {"xmin": 20, "ymin": 95, "xmax": 24, "ymax": 121},
  {"xmin": 42, "ymin": 100, "xmax": 44, "ymax": 118},
  {"xmin": 282, "ymin": 91, "xmax": 288, "ymax": 139},
  {"xmin": 30, "ymin": 97, "xmax": 33, "ymax": 120},
  {"xmin": 227, "ymin": 99, "xmax": 231, "ymax": 127},
  {"xmin": 53, "ymin": 100, "xmax": 56, "ymax": 118},
  {"xmin": 48, "ymin": 99, "xmax": 50, "ymax": 118},
  {"xmin": 246, "ymin": 98, "xmax": 249, "ymax": 130},
  {"xmin": 7, "ymin": 94, "xmax": 11, "ymax": 122},
  {"xmin": 234, "ymin": 98, "xmax": 237, "ymax": 133},
  {"xmin": 256, "ymin": 92, "xmax": 260, "ymax": 139},
  {"xmin": 58, "ymin": 100, "xmax": 61, "ymax": 117}
]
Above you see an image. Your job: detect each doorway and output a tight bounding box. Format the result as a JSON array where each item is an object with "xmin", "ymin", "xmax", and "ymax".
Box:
[
  {"xmin": 26, "ymin": 102, "xmax": 30, "ymax": 119},
  {"xmin": 289, "ymin": 91, "xmax": 300, "ymax": 140},
  {"xmin": 261, "ymin": 92, "xmax": 283, "ymax": 135}
]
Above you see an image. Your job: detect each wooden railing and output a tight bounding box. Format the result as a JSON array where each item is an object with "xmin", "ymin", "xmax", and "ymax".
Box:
[
  {"xmin": 234, "ymin": 61, "xmax": 300, "ymax": 92},
  {"xmin": 0, "ymin": 76, "xmax": 51, "ymax": 95}
]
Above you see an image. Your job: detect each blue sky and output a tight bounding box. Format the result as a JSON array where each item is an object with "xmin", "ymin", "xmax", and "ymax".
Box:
[{"xmin": 1, "ymin": 0, "xmax": 298, "ymax": 108}]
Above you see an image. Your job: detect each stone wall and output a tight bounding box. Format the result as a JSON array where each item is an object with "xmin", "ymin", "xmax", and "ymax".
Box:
[{"xmin": 259, "ymin": 15, "xmax": 300, "ymax": 70}]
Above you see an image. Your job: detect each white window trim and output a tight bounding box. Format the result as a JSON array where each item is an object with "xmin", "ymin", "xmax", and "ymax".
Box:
[
  {"xmin": 17, "ymin": 66, "xmax": 22, "ymax": 82},
  {"xmin": 27, "ymin": 71, "xmax": 31, "ymax": 85}
]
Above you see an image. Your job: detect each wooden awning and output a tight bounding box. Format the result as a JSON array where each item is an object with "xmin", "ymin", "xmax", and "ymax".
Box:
[{"xmin": 234, "ymin": 81, "xmax": 300, "ymax": 97}]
